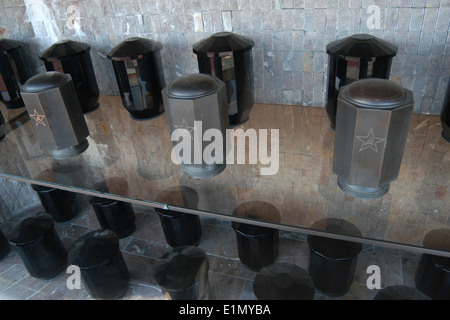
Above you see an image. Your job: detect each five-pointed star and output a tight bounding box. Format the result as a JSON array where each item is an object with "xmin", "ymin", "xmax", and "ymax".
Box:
[
  {"xmin": 356, "ymin": 128, "xmax": 386, "ymax": 153},
  {"xmin": 174, "ymin": 119, "xmax": 195, "ymax": 140},
  {"xmin": 29, "ymin": 109, "xmax": 47, "ymax": 127}
]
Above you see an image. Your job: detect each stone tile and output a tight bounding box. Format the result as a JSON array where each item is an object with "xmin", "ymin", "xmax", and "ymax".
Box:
[
  {"xmin": 240, "ymin": 279, "xmax": 257, "ymax": 300},
  {"xmin": 355, "ymin": 251, "xmax": 403, "ymax": 288},
  {"xmin": 208, "ymin": 272, "xmax": 246, "ymax": 300},
  {"xmin": 122, "ymin": 281, "xmax": 163, "ymax": 300},
  {"xmin": 122, "ymin": 251, "xmax": 159, "ymax": 286},
  {"xmin": 130, "ymin": 211, "xmax": 167, "ymax": 244},
  {"xmin": 207, "ymin": 254, "xmax": 244, "ymax": 278},
  {"xmin": 198, "ymin": 224, "xmax": 239, "ymax": 259},
  {"xmin": 37, "ymin": 274, "xmax": 92, "ymax": 300},
  {"xmin": 0, "ymin": 283, "xmax": 35, "ymax": 300},
  {"xmin": 0, "ymin": 264, "xmax": 29, "ymax": 284},
  {"xmin": 14, "ymin": 274, "xmax": 52, "ymax": 292}
]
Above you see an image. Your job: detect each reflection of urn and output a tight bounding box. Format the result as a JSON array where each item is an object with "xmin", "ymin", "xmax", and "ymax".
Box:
[
  {"xmin": 415, "ymin": 228, "xmax": 450, "ymax": 300},
  {"xmin": 155, "ymin": 186, "xmax": 202, "ymax": 247},
  {"xmin": 130, "ymin": 121, "xmax": 176, "ymax": 181},
  {"xmin": 193, "ymin": 32, "xmax": 255, "ymax": 127},
  {"xmin": 68, "ymin": 229, "xmax": 129, "ymax": 299},
  {"xmin": 307, "ymin": 218, "xmax": 363, "ymax": 297},
  {"xmin": 325, "ymin": 34, "xmax": 397, "ymax": 130},
  {"xmin": 154, "ymin": 246, "xmax": 210, "ymax": 300},
  {"xmin": 232, "ymin": 201, "xmax": 281, "ymax": 271},
  {"xmin": 4, "ymin": 212, "xmax": 67, "ymax": 280},
  {"xmin": 40, "ymin": 40, "xmax": 100, "ymax": 114},
  {"xmin": 0, "ymin": 39, "xmax": 32, "ymax": 109},
  {"xmin": 20, "ymin": 72, "xmax": 90, "ymax": 160},
  {"xmin": 107, "ymin": 37, "xmax": 165, "ymax": 120}
]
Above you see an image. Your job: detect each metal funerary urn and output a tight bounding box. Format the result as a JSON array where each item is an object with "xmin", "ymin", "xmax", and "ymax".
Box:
[
  {"xmin": 20, "ymin": 72, "xmax": 90, "ymax": 160},
  {"xmin": 332, "ymin": 78, "xmax": 413, "ymax": 199}
]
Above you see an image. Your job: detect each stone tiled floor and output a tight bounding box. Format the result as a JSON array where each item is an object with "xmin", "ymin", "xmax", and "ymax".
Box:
[{"xmin": 0, "ymin": 194, "xmax": 424, "ymax": 300}]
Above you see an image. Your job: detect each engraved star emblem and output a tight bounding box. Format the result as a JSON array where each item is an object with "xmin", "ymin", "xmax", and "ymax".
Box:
[
  {"xmin": 29, "ymin": 109, "xmax": 47, "ymax": 127},
  {"xmin": 356, "ymin": 128, "xmax": 386, "ymax": 153},
  {"xmin": 174, "ymin": 119, "xmax": 195, "ymax": 140}
]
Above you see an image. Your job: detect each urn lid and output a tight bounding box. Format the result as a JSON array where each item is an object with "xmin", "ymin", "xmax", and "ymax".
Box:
[
  {"xmin": 341, "ymin": 78, "xmax": 409, "ymax": 109},
  {"xmin": 166, "ymin": 73, "xmax": 221, "ymax": 99},
  {"xmin": 21, "ymin": 71, "xmax": 71, "ymax": 93},
  {"xmin": 107, "ymin": 37, "xmax": 162, "ymax": 61},
  {"xmin": 253, "ymin": 263, "xmax": 315, "ymax": 300},
  {"xmin": 0, "ymin": 38, "xmax": 23, "ymax": 56},
  {"xmin": 326, "ymin": 33, "xmax": 397, "ymax": 58},
  {"xmin": 5, "ymin": 212, "xmax": 55, "ymax": 245},
  {"xmin": 154, "ymin": 246, "xmax": 208, "ymax": 290},
  {"xmin": 40, "ymin": 40, "xmax": 90, "ymax": 61},
  {"xmin": 193, "ymin": 32, "xmax": 254, "ymax": 55},
  {"xmin": 68, "ymin": 229, "xmax": 119, "ymax": 269}
]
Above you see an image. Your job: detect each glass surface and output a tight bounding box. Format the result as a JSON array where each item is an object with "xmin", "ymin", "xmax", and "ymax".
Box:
[{"xmin": 0, "ymin": 95, "xmax": 449, "ymax": 257}]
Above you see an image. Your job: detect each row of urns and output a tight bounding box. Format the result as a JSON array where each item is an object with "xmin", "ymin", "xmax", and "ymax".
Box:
[{"xmin": 2, "ymin": 32, "xmax": 418, "ymax": 131}]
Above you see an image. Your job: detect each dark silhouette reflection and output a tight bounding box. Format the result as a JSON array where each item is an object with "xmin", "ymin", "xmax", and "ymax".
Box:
[
  {"xmin": 31, "ymin": 184, "xmax": 80, "ymax": 224},
  {"xmin": 68, "ymin": 229, "xmax": 129, "ymax": 299},
  {"xmin": 193, "ymin": 32, "xmax": 255, "ymax": 127},
  {"xmin": 3, "ymin": 212, "xmax": 67, "ymax": 280},
  {"xmin": 307, "ymin": 218, "xmax": 363, "ymax": 297},
  {"xmin": 232, "ymin": 201, "xmax": 281, "ymax": 223},
  {"xmin": 155, "ymin": 186, "xmax": 202, "ymax": 247},
  {"xmin": 0, "ymin": 110, "xmax": 5, "ymax": 140},
  {"xmin": 154, "ymin": 246, "xmax": 210, "ymax": 300},
  {"xmin": 40, "ymin": 40, "xmax": 99, "ymax": 114},
  {"xmin": 107, "ymin": 37, "xmax": 165, "ymax": 120},
  {"xmin": 325, "ymin": 34, "xmax": 397, "ymax": 130},
  {"xmin": 232, "ymin": 201, "xmax": 281, "ymax": 271},
  {"xmin": 415, "ymin": 228, "xmax": 450, "ymax": 300},
  {"xmin": 0, "ymin": 227, "xmax": 10, "ymax": 261},
  {"xmin": 89, "ymin": 196, "xmax": 136, "ymax": 239},
  {"xmin": 0, "ymin": 39, "xmax": 32, "ymax": 109}
]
